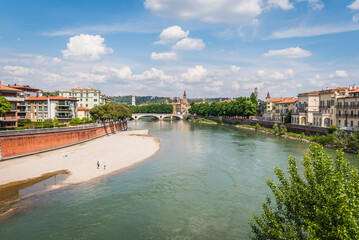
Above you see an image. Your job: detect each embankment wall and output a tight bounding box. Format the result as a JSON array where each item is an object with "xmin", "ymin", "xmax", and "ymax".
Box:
[{"xmin": 0, "ymin": 121, "xmax": 127, "ymax": 160}]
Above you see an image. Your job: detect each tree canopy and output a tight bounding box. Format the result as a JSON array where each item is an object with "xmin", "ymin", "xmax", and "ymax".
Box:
[
  {"xmin": 129, "ymin": 103, "xmax": 173, "ymax": 114},
  {"xmin": 189, "ymin": 97, "xmax": 257, "ymax": 118},
  {"xmin": 90, "ymin": 104, "xmax": 131, "ymax": 122},
  {"xmin": 249, "ymin": 143, "xmax": 359, "ymax": 239},
  {"xmin": 0, "ymin": 96, "xmax": 12, "ymax": 114}
]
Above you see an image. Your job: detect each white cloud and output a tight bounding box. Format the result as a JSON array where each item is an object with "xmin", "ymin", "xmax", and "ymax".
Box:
[
  {"xmin": 308, "ymin": 0, "xmax": 324, "ymax": 10},
  {"xmin": 309, "ymin": 74, "xmax": 324, "ymax": 87},
  {"xmin": 3, "ymin": 65, "xmax": 38, "ymax": 76},
  {"xmin": 330, "ymin": 70, "xmax": 348, "ymax": 78},
  {"xmin": 241, "ymin": 82, "xmax": 264, "ymax": 90},
  {"xmin": 173, "ymin": 38, "xmax": 205, "ymax": 51},
  {"xmin": 230, "ymin": 65, "xmax": 241, "ymax": 73},
  {"xmin": 264, "ymin": 47, "xmax": 312, "ymax": 58},
  {"xmin": 155, "ymin": 26, "xmax": 189, "ymax": 44},
  {"xmin": 348, "ymin": 0, "xmax": 359, "ymax": 10},
  {"xmin": 144, "ymin": 0, "xmax": 262, "ymax": 24},
  {"xmin": 268, "ymin": 0, "xmax": 294, "ymax": 10},
  {"xmin": 151, "ymin": 52, "xmax": 178, "ymax": 61},
  {"xmin": 204, "ymin": 86, "xmax": 221, "ymax": 93},
  {"xmin": 181, "ymin": 65, "xmax": 208, "ymax": 82},
  {"xmin": 61, "ymin": 34, "xmax": 113, "ymax": 61},
  {"xmin": 232, "ymin": 81, "xmax": 240, "ymax": 90},
  {"xmin": 211, "ymin": 81, "xmax": 224, "ymax": 86},
  {"xmin": 353, "ymin": 14, "xmax": 359, "ymax": 22},
  {"xmin": 257, "ymin": 69, "xmax": 294, "ymax": 80},
  {"xmin": 269, "ymin": 24, "xmax": 359, "ymax": 39},
  {"xmin": 92, "ymin": 66, "xmax": 133, "ymax": 79}
]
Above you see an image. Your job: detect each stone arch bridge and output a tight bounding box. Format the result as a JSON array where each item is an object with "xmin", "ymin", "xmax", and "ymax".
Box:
[{"xmin": 131, "ymin": 113, "xmax": 184, "ymax": 120}]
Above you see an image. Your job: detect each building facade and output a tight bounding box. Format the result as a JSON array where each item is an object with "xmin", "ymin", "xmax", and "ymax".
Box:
[
  {"xmin": 292, "ymin": 91, "xmax": 319, "ymax": 125},
  {"xmin": 24, "ymin": 96, "xmax": 78, "ymax": 123},
  {"xmin": 58, "ymin": 88, "xmax": 106, "ymax": 109},
  {"xmin": 77, "ymin": 106, "xmax": 91, "ymax": 119},
  {"xmin": 0, "ymin": 83, "xmax": 24, "ymax": 128},
  {"xmin": 336, "ymin": 88, "xmax": 359, "ymax": 129},
  {"xmin": 274, "ymin": 98, "xmax": 298, "ymax": 123},
  {"xmin": 171, "ymin": 91, "xmax": 190, "ymax": 115}
]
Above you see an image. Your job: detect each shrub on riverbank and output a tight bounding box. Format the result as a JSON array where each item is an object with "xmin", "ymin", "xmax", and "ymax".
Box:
[{"xmin": 249, "ymin": 143, "xmax": 359, "ymax": 239}]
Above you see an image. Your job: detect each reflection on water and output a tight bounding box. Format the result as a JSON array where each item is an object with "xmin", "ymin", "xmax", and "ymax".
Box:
[{"xmin": 0, "ymin": 121, "xmax": 357, "ymax": 240}]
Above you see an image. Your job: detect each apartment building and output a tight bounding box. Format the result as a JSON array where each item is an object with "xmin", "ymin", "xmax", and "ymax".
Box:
[
  {"xmin": 0, "ymin": 82, "xmax": 24, "ymax": 128},
  {"xmin": 274, "ymin": 97, "xmax": 298, "ymax": 123},
  {"xmin": 260, "ymin": 97, "xmax": 283, "ymax": 121},
  {"xmin": 9, "ymin": 84, "xmax": 40, "ymax": 119},
  {"xmin": 313, "ymin": 87, "xmax": 350, "ymax": 128},
  {"xmin": 291, "ymin": 91, "xmax": 319, "ymax": 125},
  {"xmin": 58, "ymin": 88, "xmax": 107, "ymax": 109},
  {"xmin": 24, "ymin": 96, "xmax": 78, "ymax": 123},
  {"xmin": 77, "ymin": 106, "xmax": 91, "ymax": 119},
  {"xmin": 336, "ymin": 87, "xmax": 359, "ymax": 129}
]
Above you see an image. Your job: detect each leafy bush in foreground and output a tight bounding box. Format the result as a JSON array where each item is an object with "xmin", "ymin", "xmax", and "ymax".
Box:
[{"xmin": 249, "ymin": 143, "xmax": 359, "ymax": 239}]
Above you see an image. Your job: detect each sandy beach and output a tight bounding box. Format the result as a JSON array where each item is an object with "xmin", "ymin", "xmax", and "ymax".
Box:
[{"xmin": 0, "ymin": 129, "xmax": 160, "ymax": 188}]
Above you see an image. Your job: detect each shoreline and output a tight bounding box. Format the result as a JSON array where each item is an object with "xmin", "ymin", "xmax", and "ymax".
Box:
[{"xmin": 0, "ymin": 129, "xmax": 160, "ymax": 217}]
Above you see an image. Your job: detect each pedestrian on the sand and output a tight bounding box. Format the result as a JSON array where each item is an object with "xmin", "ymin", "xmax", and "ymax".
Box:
[
  {"xmin": 97, "ymin": 161, "xmax": 100, "ymax": 169},
  {"xmin": 104, "ymin": 162, "xmax": 106, "ymax": 170}
]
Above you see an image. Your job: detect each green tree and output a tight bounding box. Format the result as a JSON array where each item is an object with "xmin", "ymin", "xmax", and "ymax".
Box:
[
  {"xmin": 249, "ymin": 143, "xmax": 359, "ymax": 239},
  {"xmin": 285, "ymin": 110, "xmax": 292, "ymax": 124},
  {"xmin": 250, "ymin": 92, "xmax": 257, "ymax": 105},
  {"xmin": 279, "ymin": 124, "xmax": 287, "ymax": 135},
  {"xmin": 0, "ymin": 96, "xmax": 12, "ymax": 113},
  {"xmin": 273, "ymin": 123, "xmax": 279, "ymax": 134},
  {"xmin": 53, "ymin": 117, "xmax": 59, "ymax": 127}
]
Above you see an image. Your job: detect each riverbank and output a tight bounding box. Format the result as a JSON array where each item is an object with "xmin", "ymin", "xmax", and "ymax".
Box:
[{"xmin": 0, "ymin": 129, "xmax": 160, "ymax": 188}]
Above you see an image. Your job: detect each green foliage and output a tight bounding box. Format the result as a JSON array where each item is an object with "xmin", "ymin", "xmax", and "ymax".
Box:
[
  {"xmin": 250, "ymin": 92, "xmax": 257, "ymax": 105},
  {"xmin": 279, "ymin": 124, "xmax": 287, "ymax": 135},
  {"xmin": 189, "ymin": 97, "xmax": 257, "ymax": 118},
  {"xmin": 273, "ymin": 123, "xmax": 279, "ymax": 134},
  {"xmin": 249, "ymin": 143, "xmax": 359, "ymax": 239},
  {"xmin": 255, "ymin": 123, "xmax": 261, "ymax": 130},
  {"xmin": 284, "ymin": 110, "xmax": 292, "ymax": 124},
  {"xmin": 329, "ymin": 126, "xmax": 337, "ymax": 134},
  {"xmin": 109, "ymin": 96, "xmax": 170, "ymax": 105},
  {"xmin": 42, "ymin": 91, "xmax": 59, "ymax": 97},
  {"xmin": 219, "ymin": 116, "xmax": 223, "ymax": 123},
  {"xmin": 53, "ymin": 117, "xmax": 59, "ymax": 126},
  {"xmin": 130, "ymin": 103, "xmax": 173, "ymax": 114},
  {"xmin": 90, "ymin": 104, "xmax": 132, "ymax": 123},
  {"xmin": 18, "ymin": 119, "xmax": 31, "ymax": 126},
  {"xmin": 0, "ymin": 96, "xmax": 12, "ymax": 114}
]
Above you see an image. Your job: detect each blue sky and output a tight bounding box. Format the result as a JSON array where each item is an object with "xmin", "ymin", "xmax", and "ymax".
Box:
[{"xmin": 0, "ymin": 0, "xmax": 359, "ymax": 98}]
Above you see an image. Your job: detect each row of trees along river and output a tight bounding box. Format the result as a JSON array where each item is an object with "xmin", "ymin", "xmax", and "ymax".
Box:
[{"xmin": 189, "ymin": 96, "xmax": 257, "ymax": 118}]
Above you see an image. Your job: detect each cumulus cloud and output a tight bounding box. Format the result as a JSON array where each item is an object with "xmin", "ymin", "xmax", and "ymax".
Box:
[
  {"xmin": 173, "ymin": 38, "xmax": 205, "ymax": 51},
  {"xmin": 309, "ymin": 74, "xmax": 325, "ymax": 87},
  {"xmin": 181, "ymin": 65, "xmax": 208, "ymax": 82},
  {"xmin": 144, "ymin": 0, "xmax": 262, "ymax": 24},
  {"xmin": 264, "ymin": 47, "xmax": 312, "ymax": 58},
  {"xmin": 257, "ymin": 69, "xmax": 294, "ymax": 80},
  {"xmin": 230, "ymin": 65, "xmax": 241, "ymax": 73},
  {"xmin": 308, "ymin": 0, "xmax": 324, "ymax": 10},
  {"xmin": 155, "ymin": 26, "xmax": 189, "ymax": 44},
  {"xmin": 330, "ymin": 70, "xmax": 348, "ymax": 78},
  {"xmin": 151, "ymin": 52, "xmax": 178, "ymax": 61},
  {"xmin": 348, "ymin": 0, "xmax": 359, "ymax": 10},
  {"xmin": 267, "ymin": 0, "xmax": 294, "ymax": 10},
  {"xmin": 62, "ymin": 34, "xmax": 113, "ymax": 61}
]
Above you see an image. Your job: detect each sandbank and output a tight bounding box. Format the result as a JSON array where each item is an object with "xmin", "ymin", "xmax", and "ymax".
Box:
[{"xmin": 0, "ymin": 129, "xmax": 160, "ymax": 188}]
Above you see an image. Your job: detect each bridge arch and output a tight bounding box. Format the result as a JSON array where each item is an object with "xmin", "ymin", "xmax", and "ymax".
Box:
[{"xmin": 131, "ymin": 113, "xmax": 184, "ymax": 121}]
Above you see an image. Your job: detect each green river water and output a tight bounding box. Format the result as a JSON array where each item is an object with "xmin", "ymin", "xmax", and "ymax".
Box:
[{"xmin": 0, "ymin": 120, "xmax": 357, "ymax": 239}]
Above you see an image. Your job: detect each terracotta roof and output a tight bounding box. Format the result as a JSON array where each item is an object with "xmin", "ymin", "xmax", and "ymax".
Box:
[
  {"xmin": 277, "ymin": 98, "xmax": 298, "ymax": 104},
  {"xmin": 77, "ymin": 106, "xmax": 90, "ymax": 111},
  {"xmin": 26, "ymin": 96, "xmax": 78, "ymax": 101},
  {"xmin": 298, "ymin": 91, "xmax": 320, "ymax": 96},
  {"xmin": 264, "ymin": 98, "xmax": 285, "ymax": 103},
  {"xmin": 350, "ymin": 88, "xmax": 359, "ymax": 93},
  {"xmin": 8, "ymin": 85, "xmax": 39, "ymax": 91},
  {"xmin": 0, "ymin": 85, "xmax": 22, "ymax": 92}
]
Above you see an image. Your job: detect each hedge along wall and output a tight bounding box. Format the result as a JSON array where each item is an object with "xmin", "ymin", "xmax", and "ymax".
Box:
[{"xmin": 0, "ymin": 121, "xmax": 127, "ymax": 159}]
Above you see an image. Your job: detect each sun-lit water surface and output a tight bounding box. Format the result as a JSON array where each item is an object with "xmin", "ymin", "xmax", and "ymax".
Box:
[{"xmin": 0, "ymin": 121, "xmax": 357, "ymax": 240}]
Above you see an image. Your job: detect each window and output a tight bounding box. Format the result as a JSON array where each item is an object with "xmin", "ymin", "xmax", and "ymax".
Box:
[
  {"xmin": 27, "ymin": 106, "xmax": 31, "ymax": 112},
  {"xmin": 86, "ymin": 98, "xmax": 88, "ymax": 101},
  {"xmin": 39, "ymin": 113, "xmax": 42, "ymax": 118},
  {"xmin": 351, "ymin": 121, "xmax": 354, "ymax": 127},
  {"xmin": 44, "ymin": 101, "xmax": 47, "ymax": 105},
  {"xmin": 86, "ymin": 104, "xmax": 88, "ymax": 107},
  {"xmin": 44, "ymin": 113, "xmax": 48, "ymax": 118},
  {"xmin": 44, "ymin": 106, "xmax": 48, "ymax": 112},
  {"xmin": 339, "ymin": 120, "xmax": 341, "ymax": 126},
  {"xmin": 351, "ymin": 110, "xmax": 354, "ymax": 117},
  {"xmin": 94, "ymin": 93, "xmax": 97, "ymax": 96},
  {"xmin": 39, "ymin": 106, "xmax": 42, "ymax": 111},
  {"xmin": 339, "ymin": 110, "xmax": 341, "ymax": 116},
  {"xmin": 94, "ymin": 99, "xmax": 97, "ymax": 102}
]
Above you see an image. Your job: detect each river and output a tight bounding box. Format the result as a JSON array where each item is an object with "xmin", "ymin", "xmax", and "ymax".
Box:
[{"xmin": 0, "ymin": 120, "xmax": 357, "ymax": 239}]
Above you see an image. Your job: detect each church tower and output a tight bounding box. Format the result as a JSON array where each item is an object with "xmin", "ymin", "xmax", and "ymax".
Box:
[
  {"xmin": 132, "ymin": 94, "xmax": 136, "ymax": 106},
  {"xmin": 182, "ymin": 90, "xmax": 187, "ymax": 104},
  {"xmin": 266, "ymin": 92, "xmax": 271, "ymax": 99},
  {"xmin": 254, "ymin": 87, "xmax": 258, "ymax": 100}
]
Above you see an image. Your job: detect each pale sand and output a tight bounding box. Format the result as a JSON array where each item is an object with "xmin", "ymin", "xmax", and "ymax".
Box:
[{"xmin": 0, "ymin": 130, "xmax": 160, "ymax": 187}]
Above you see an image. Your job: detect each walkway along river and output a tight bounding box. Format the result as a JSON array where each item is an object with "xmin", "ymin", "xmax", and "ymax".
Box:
[{"xmin": 0, "ymin": 120, "xmax": 357, "ymax": 239}]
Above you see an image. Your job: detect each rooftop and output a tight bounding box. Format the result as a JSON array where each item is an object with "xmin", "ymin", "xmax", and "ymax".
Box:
[
  {"xmin": 77, "ymin": 106, "xmax": 90, "ymax": 111},
  {"xmin": 26, "ymin": 96, "xmax": 78, "ymax": 101}
]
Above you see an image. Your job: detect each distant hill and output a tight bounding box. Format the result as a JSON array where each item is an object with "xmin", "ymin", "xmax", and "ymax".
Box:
[{"xmin": 188, "ymin": 98, "xmax": 233, "ymax": 103}]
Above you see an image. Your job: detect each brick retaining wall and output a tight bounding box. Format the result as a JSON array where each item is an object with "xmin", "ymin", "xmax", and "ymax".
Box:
[{"xmin": 0, "ymin": 121, "xmax": 127, "ymax": 159}]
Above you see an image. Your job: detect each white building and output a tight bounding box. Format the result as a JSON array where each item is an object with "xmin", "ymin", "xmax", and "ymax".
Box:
[{"xmin": 58, "ymin": 88, "xmax": 107, "ymax": 109}]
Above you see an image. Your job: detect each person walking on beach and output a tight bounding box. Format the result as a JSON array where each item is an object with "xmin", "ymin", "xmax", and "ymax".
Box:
[
  {"xmin": 97, "ymin": 161, "xmax": 100, "ymax": 169},
  {"xmin": 104, "ymin": 162, "xmax": 106, "ymax": 170}
]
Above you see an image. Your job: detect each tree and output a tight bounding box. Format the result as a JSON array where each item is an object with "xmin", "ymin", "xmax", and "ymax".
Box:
[
  {"xmin": 249, "ymin": 143, "xmax": 359, "ymax": 239},
  {"xmin": 0, "ymin": 96, "xmax": 12, "ymax": 114},
  {"xmin": 250, "ymin": 92, "xmax": 257, "ymax": 105},
  {"xmin": 285, "ymin": 110, "xmax": 292, "ymax": 124},
  {"xmin": 90, "ymin": 104, "xmax": 132, "ymax": 123}
]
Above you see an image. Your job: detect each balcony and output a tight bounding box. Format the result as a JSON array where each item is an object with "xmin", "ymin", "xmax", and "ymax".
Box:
[
  {"xmin": 4, "ymin": 96, "xmax": 25, "ymax": 102},
  {"xmin": 0, "ymin": 116, "xmax": 17, "ymax": 121},
  {"xmin": 319, "ymin": 105, "xmax": 331, "ymax": 109},
  {"xmin": 55, "ymin": 114, "xmax": 73, "ymax": 119}
]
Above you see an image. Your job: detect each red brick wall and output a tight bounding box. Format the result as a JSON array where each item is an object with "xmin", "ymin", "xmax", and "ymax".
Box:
[{"xmin": 0, "ymin": 121, "xmax": 126, "ymax": 159}]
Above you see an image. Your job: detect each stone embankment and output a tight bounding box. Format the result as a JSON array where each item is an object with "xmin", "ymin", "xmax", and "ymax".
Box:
[{"xmin": 0, "ymin": 121, "xmax": 127, "ymax": 160}]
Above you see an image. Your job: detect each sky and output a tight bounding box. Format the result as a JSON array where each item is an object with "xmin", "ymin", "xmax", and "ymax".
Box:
[{"xmin": 0, "ymin": 0, "xmax": 359, "ymax": 99}]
